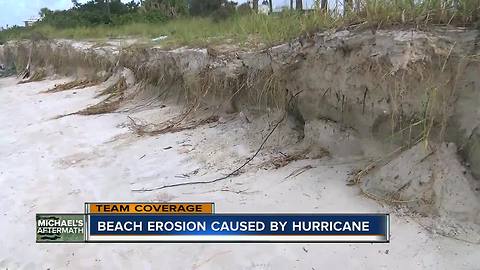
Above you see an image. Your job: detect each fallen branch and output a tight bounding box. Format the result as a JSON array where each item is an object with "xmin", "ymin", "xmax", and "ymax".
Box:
[{"xmin": 131, "ymin": 90, "xmax": 303, "ymax": 192}]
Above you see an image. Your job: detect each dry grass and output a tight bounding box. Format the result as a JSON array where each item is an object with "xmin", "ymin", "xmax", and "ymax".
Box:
[
  {"xmin": 43, "ymin": 79, "xmax": 100, "ymax": 93},
  {"xmin": 52, "ymin": 77, "xmax": 128, "ymax": 118},
  {"xmin": 76, "ymin": 99, "xmax": 124, "ymax": 115},
  {"xmin": 254, "ymin": 69, "xmax": 286, "ymax": 110},
  {"xmin": 95, "ymin": 77, "xmax": 127, "ymax": 98},
  {"xmin": 128, "ymin": 113, "xmax": 219, "ymax": 136},
  {"xmin": 18, "ymin": 68, "xmax": 47, "ymax": 84},
  {"xmin": 76, "ymin": 78, "xmax": 128, "ymax": 115}
]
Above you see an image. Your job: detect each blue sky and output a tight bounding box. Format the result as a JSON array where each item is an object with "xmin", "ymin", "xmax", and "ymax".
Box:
[{"xmin": 0, "ymin": 0, "xmax": 317, "ymax": 28}]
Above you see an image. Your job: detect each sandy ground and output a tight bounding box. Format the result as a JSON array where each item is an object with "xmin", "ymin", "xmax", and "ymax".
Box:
[{"xmin": 0, "ymin": 77, "xmax": 479, "ymax": 269}]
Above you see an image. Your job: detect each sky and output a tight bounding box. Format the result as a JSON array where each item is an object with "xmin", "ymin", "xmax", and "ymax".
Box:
[{"xmin": 0, "ymin": 0, "xmax": 317, "ymax": 28}]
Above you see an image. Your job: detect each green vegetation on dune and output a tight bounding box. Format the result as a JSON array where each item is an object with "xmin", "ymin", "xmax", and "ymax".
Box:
[
  {"xmin": 0, "ymin": 0, "xmax": 479, "ymax": 48},
  {"xmin": 1, "ymin": 13, "xmax": 336, "ymax": 46}
]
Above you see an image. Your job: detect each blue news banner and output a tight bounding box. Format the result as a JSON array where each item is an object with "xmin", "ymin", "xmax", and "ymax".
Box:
[{"xmin": 87, "ymin": 214, "xmax": 389, "ymax": 242}]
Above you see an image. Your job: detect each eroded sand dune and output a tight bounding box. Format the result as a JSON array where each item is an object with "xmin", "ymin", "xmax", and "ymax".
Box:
[{"xmin": 0, "ymin": 76, "xmax": 479, "ymax": 269}]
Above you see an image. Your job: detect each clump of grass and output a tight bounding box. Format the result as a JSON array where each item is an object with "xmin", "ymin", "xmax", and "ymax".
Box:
[
  {"xmin": 30, "ymin": 13, "xmax": 335, "ymax": 47},
  {"xmin": 354, "ymin": 0, "xmax": 479, "ymax": 26},
  {"xmin": 255, "ymin": 68, "xmax": 286, "ymax": 109}
]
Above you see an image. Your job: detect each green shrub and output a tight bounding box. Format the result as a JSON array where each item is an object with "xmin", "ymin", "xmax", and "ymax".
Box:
[
  {"xmin": 237, "ymin": 3, "xmax": 253, "ymax": 15},
  {"xmin": 211, "ymin": 2, "xmax": 237, "ymax": 22}
]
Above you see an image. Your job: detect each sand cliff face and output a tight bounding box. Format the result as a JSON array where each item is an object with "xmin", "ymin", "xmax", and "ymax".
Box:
[
  {"xmin": 1, "ymin": 28, "xmax": 479, "ymax": 242},
  {"xmin": 1, "ymin": 28, "xmax": 478, "ymax": 178},
  {"xmin": 1, "ymin": 76, "xmax": 479, "ymax": 268}
]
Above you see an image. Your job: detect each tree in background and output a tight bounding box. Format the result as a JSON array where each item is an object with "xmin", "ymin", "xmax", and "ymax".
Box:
[
  {"xmin": 189, "ymin": 0, "xmax": 237, "ymax": 17},
  {"xmin": 190, "ymin": 0, "xmax": 222, "ymax": 16},
  {"xmin": 39, "ymin": 8, "xmax": 53, "ymax": 19},
  {"xmin": 141, "ymin": 0, "xmax": 188, "ymax": 17},
  {"xmin": 296, "ymin": 0, "xmax": 303, "ymax": 10},
  {"xmin": 71, "ymin": 0, "xmax": 80, "ymax": 8},
  {"xmin": 237, "ymin": 2, "xmax": 253, "ymax": 14},
  {"xmin": 253, "ymin": 0, "xmax": 259, "ymax": 11},
  {"xmin": 39, "ymin": 0, "xmax": 192, "ymax": 28},
  {"xmin": 36, "ymin": 0, "xmax": 245, "ymax": 28},
  {"xmin": 344, "ymin": 0, "xmax": 353, "ymax": 14},
  {"xmin": 320, "ymin": 0, "xmax": 327, "ymax": 11},
  {"xmin": 314, "ymin": 0, "xmax": 327, "ymax": 11}
]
